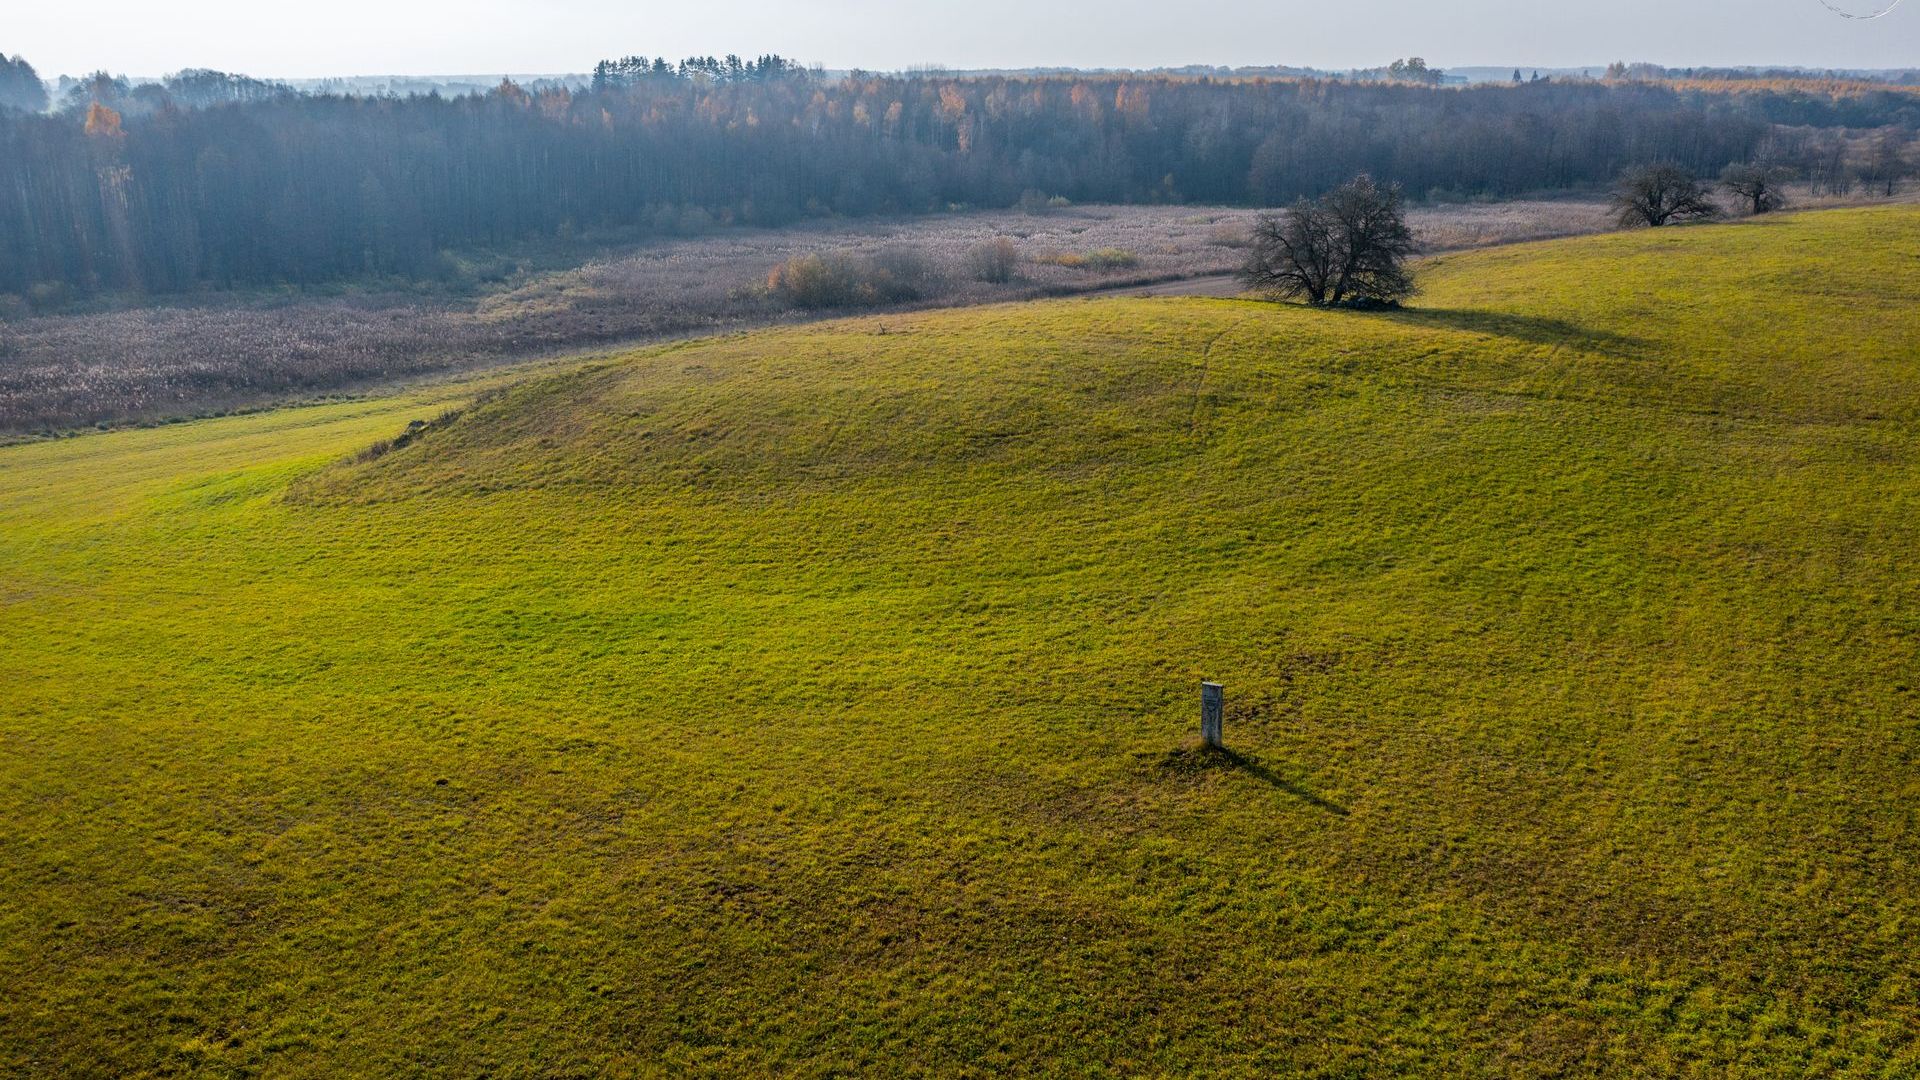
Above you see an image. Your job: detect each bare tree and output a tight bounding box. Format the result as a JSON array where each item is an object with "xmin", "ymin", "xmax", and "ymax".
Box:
[
  {"xmin": 1806, "ymin": 136, "xmax": 1853, "ymax": 197},
  {"xmin": 1861, "ymin": 130, "xmax": 1912, "ymax": 197},
  {"xmin": 1241, "ymin": 202, "xmax": 1339, "ymax": 304},
  {"xmin": 1240, "ymin": 174, "xmax": 1417, "ymax": 307},
  {"xmin": 1721, "ymin": 163, "xmax": 1791, "ymax": 216},
  {"xmin": 1321, "ymin": 175, "xmax": 1417, "ymax": 305},
  {"xmin": 1609, "ymin": 164, "xmax": 1721, "ymax": 227}
]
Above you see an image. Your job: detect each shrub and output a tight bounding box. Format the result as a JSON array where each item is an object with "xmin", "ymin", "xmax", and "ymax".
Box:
[
  {"xmin": 1034, "ymin": 248, "xmax": 1140, "ymax": 271},
  {"xmin": 766, "ymin": 251, "xmax": 926, "ymax": 310},
  {"xmin": 966, "ymin": 238, "xmax": 1020, "ymax": 283},
  {"xmin": 1017, "ymin": 190, "xmax": 1071, "ymax": 214},
  {"xmin": 767, "ymin": 254, "xmax": 854, "ymax": 308},
  {"xmin": 870, "ymin": 247, "xmax": 940, "ymax": 294},
  {"xmin": 353, "ymin": 410, "xmax": 461, "ymax": 463},
  {"xmin": 26, "ymin": 282, "xmax": 73, "ymax": 313},
  {"xmin": 1206, "ymin": 224, "xmax": 1253, "ymax": 249}
]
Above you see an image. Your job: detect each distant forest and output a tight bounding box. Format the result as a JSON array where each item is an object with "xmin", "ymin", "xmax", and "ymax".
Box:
[{"xmin": 3, "ymin": 54, "xmax": 1918, "ymax": 296}]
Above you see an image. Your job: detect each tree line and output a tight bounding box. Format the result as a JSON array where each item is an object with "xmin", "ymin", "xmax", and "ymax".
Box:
[
  {"xmin": 591, "ymin": 54, "xmax": 809, "ymax": 91},
  {"xmin": 2, "ymin": 59, "xmax": 1917, "ymax": 297}
]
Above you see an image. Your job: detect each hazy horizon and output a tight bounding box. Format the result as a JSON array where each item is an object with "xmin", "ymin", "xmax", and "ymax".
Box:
[{"xmin": 7, "ymin": 0, "xmax": 1916, "ymax": 81}]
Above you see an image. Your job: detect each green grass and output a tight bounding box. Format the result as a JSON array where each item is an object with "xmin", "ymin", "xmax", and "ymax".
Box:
[{"xmin": 4, "ymin": 206, "xmax": 1920, "ymax": 1076}]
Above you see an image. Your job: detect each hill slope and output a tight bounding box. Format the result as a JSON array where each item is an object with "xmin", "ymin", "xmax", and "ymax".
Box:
[{"xmin": 4, "ymin": 207, "xmax": 1920, "ymax": 1075}]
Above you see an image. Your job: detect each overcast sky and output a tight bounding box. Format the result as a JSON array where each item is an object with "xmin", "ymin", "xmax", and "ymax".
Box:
[{"xmin": 7, "ymin": 0, "xmax": 1916, "ymax": 79}]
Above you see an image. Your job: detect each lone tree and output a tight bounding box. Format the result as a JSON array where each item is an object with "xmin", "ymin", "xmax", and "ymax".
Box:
[
  {"xmin": 1610, "ymin": 164, "xmax": 1721, "ymax": 227},
  {"xmin": 1721, "ymin": 163, "xmax": 1790, "ymax": 216},
  {"xmin": 1240, "ymin": 174, "xmax": 1417, "ymax": 307}
]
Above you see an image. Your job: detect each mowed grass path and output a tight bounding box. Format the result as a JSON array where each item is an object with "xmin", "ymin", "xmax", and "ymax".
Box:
[{"xmin": 4, "ymin": 207, "xmax": 1919, "ymax": 1076}]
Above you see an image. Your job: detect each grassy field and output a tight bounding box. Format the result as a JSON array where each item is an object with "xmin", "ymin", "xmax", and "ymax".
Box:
[{"xmin": 4, "ymin": 206, "xmax": 1919, "ymax": 1076}]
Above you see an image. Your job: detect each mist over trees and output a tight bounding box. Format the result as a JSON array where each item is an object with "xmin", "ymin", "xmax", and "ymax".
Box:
[
  {"xmin": 2, "ymin": 53, "xmax": 1917, "ymax": 296},
  {"xmin": 0, "ymin": 53, "xmax": 47, "ymax": 113}
]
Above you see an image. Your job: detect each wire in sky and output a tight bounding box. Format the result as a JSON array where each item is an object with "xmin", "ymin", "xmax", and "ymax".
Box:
[{"xmin": 1814, "ymin": 0, "xmax": 1907, "ymax": 18}]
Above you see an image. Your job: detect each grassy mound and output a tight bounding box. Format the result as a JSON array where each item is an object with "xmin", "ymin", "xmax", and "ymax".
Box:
[{"xmin": 4, "ymin": 207, "xmax": 1919, "ymax": 1075}]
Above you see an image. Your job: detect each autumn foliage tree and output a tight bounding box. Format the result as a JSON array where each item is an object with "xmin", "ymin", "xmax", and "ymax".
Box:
[{"xmin": 83, "ymin": 103, "xmax": 124, "ymax": 138}]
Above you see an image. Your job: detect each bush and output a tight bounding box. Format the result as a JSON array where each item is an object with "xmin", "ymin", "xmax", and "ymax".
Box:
[
  {"xmin": 1034, "ymin": 248, "xmax": 1140, "ymax": 271},
  {"xmin": 1206, "ymin": 224, "xmax": 1252, "ymax": 249},
  {"xmin": 766, "ymin": 254, "xmax": 854, "ymax": 308},
  {"xmin": 966, "ymin": 238, "xmax": 1020, "ymax": 283},
  {"xmin": 870, "ymin": 246, "xmax": 940, "ymax": 294},
  {"xmin": 353, "ymin": 409, "xmax": 461, "ymax": 464},
  {"xmin": 766, "ymin": 251, "xmax": 927, "ymax": 310},
  {"xmin": 26, "ymin": 282, "xmax": 74, "ymax": 313},
  {"xmin": 1017, "ymin": 190, "xmax": 1071, "ymax": 214}
]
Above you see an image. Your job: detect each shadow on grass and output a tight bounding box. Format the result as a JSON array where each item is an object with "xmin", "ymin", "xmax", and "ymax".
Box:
[
  {"xmin": 1217, "ymin": 747, "xmax": 1351, "ymax": 816},
  {"xmin": 1155, "ymin": 744, "xmax": 1349, "ymax": 816},
  {"xmin": 1379, "ymin": 307, "xmax": 1653, "ymax": 361}
]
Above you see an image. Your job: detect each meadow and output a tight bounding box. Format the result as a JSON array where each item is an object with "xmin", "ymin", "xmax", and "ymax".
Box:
[{"xmin": 3, "ymin": 205, "xmax": 1919, "ymax": 1075}]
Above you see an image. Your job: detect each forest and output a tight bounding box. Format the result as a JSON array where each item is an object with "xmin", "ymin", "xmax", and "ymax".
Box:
[{"xmin": 2, "ymin": 55, "xmax": 1917, "ymax": 296}]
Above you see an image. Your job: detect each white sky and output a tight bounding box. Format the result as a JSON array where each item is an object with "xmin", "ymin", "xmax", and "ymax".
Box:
[{"xmin": 6, "ymin": 0, "xmax": 1916, "ymax": 80}]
